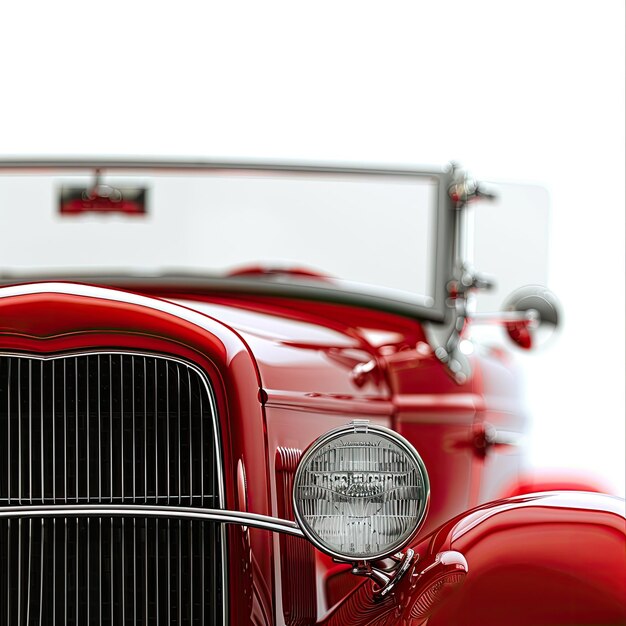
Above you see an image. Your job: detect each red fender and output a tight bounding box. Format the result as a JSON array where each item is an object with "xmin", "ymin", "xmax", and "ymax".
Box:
[
  {"xmin": 322, "ymin": 492, "xmax": 626, "ymax": 626},
  {"xmin": 425, "ymin": 491, "xmax": 626, "ymax": 626},
  {"xmin": 500, "ymin": 469, "xmax": 614, "ymax": 498}
]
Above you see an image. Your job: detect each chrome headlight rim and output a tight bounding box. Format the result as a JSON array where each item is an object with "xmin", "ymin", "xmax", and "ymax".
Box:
[{"xmin": 292, "ymin": 421, "xmax": 430, "ymax": 561}]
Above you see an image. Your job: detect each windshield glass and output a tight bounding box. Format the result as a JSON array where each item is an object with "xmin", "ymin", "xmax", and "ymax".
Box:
[{"xmin": 0, "ymin": 165, "xmax": 441, "ymax": 306}]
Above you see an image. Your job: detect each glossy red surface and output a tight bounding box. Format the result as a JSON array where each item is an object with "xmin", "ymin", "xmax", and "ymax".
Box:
[
  {"xmin": 0, "ymin": 281, "xmax": 623, "ymax": 625},
  {"xmin": 0, "ymin": 283, "xmax": 274, "ymax": 624},
  {"xmin": 501, "ymin": 469, "xmax": 614, "ymax": 498},
  {"xmin": 321, "ymin": 493, "xmax": 626, "ymax": 626}
]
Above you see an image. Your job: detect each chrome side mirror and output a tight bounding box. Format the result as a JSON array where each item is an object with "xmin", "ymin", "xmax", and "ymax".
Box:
[{"xmin": 502, "ymin": 285, "xmax": 561, "ymax": 349}]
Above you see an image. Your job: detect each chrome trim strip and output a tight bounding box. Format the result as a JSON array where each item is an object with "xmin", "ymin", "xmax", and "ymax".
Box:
[{"xmin": 0, "ymin": 504, "xmax": 304, "ymax": 537}]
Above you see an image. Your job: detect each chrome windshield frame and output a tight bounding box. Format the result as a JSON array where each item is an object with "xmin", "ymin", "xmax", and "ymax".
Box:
[{"xmin": 0, "ymin": 158, "xmax": 456, "ymax": 323}]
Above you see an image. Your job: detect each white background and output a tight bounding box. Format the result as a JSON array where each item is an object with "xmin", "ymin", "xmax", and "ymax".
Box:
[{"xmin": 0, "ymin": 1, "xmax": 624, "ymax": 495}]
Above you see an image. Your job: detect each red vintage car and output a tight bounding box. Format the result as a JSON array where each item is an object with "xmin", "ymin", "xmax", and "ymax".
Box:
[{"xmin": 0, "ymin": 159, "xmax": 623, "ymax": 625}]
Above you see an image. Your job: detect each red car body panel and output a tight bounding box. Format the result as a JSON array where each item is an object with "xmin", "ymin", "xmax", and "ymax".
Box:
[
  {"xmin": 0, "ymin": 282, "xmax": 623, "ymax": 625},
  {"xmin": 320, "ymin": 492, "xmax": 626, "ymax": 626}
]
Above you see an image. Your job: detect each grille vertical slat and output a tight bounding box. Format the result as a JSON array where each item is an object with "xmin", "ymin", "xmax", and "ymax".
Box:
[
  {"xmin": 143, "ymin": 358, "xmax": 148, "ymax": 506},
  {"xmin": 144, "ymin": 515, "xmax": 148, "ymax": 626},
  {"xmin": 87, "ymin": 518, "xmax": 91, "ymax": 626},
  {"xmin": 178, "ymin": 519, "xmax": 183, "ymax": 626},
  {"xmin": 97, "ymin": 357, "xmax": 101, "ymax": 504},
  {"xmin": 6, "ymin": 520, "xmax": 10, "ymax": 625},
  {"xmin": 177, "ymin": 365, "xmax": 181, "ymax": 505},
  {"xmin": 7, "ymin": 360, "xmax": 11, "ymax": 506},
  {"xmin": 199, "ymin": 373, "xmax": 204, "ymax": 508},
  {"xmin": 109, "ymin": 519, "xmax": 114, "ymax": 625},
  {"xmin": 132, "ymin": 358, "xmax": 136, "ymax": 504},
  {"xmin": 153, "ymin": 359, "xmax": 158, "ymax": 509},
  {"xmin": 120, "ymin": 357, "xmax": 125, "ymax": 503},
  {"xmin": 0, "ymin": 353, "xmax": 222, "ymax": 625},
  {"xmin": 167, "ymin": 520, "xmax": 171, "ymax": 625},
  {"xmin": 189, "ymin": 521, "xmax": 194, "ymax": 624},
  {"xmin": 75, "ymin": 362, "xmax": 80, "ymax": 626},
  {"xmin": 86, "ymin": 357, "xmax": 90, "ymax": 504},
  {"xmin": 18, "ymin": 519, "xmax": 22, "ymax": 624},
  {"xmin": 28, "ymin": 362, "xmax": 32, "ymax": 505},
  {"xmin": 123, "ymin": 517, "xmax": 127, "ymax": 625},
  {"xmin": 98, "ymin": 519, "xmax": 102, "ymax": 626},
  {"xmin": 74, "ymin": 359, "xmax": 78, "ymax": 506},
  {"xmin": 64, "ymin": 519, "xmax": 68, "ymax": 625},
  {"xmin": 26, "ymin": 518, "xmax": 32, "ymax": 625},
  {"xmin": 52, "ymin": 519, "xmax": 56, "ymax": 621},
  {"xmin": 187, "ymin": 369, "xmax": 193, "ymax": 509},
  {"xmin": 52, "ymin": 361, "xmax": 56, "ymax": 503},
  {"xmin": 40, "ymin": 364, "xmax": 45, "ymax": 505},
  {"xmin": 201, "ymin": 522, "xmax": 205, "ymax": 626},
  {"xmin": 155, "ymin": 519, "xmax": 160, "ymax": 626},
  {"xmin": 63, "ymin": 361, "xmax": 68, "ymax": 504},
  {"xmin": 109, "ymin": 356, "xmax": 113, "ymax": 505},
  {"xmin": 134, "ymin": 522, "xmax": 140, "ymax": 624},
  {"xmin": 38, "ymin": 518, "xmax": 44, "ymax": 626},
  {"xmin": 18, "ymin": 364, "xmax": 22, "ymax": 505}
]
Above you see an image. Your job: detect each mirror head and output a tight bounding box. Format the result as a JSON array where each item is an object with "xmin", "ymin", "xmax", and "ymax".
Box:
[{"xmin": 502, "ymin": 285, "xmax": 560, "ymax": 349}]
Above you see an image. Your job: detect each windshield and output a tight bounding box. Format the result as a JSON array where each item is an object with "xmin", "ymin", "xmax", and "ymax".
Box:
[{"xmin": 0, "ymin": 163, "xmax": 445, "ymax": 310}]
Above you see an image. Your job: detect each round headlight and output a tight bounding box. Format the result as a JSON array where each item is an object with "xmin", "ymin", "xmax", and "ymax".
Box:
[{"xmin": 293, "ymin": 421, "xmax": 430, "ymax": 561}]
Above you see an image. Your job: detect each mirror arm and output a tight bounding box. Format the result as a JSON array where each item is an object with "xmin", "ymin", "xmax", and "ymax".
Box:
[
  {"xmin": 470, "ymin": 309, "xmax": 539, "ymax": 328},
  {"xmin": 424, "ymin": 166, "xmax": 498, "ymax": 384}
]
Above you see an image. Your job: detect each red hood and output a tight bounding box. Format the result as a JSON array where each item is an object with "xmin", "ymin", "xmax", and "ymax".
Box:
[{"xmin": 172, "ymin": 296, "xmax": 397, "ymax": 403}]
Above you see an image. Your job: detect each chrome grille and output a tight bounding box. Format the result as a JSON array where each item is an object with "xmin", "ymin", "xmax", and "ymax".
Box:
[{"xmin": 0, "ymin": 353, "xmax": 223, "ymax": 625}]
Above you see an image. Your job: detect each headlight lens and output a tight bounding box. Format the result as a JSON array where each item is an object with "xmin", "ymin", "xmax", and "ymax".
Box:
[{"xmin": 293, "ymin": 422, "xmax": 429, "ymax": 560}]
